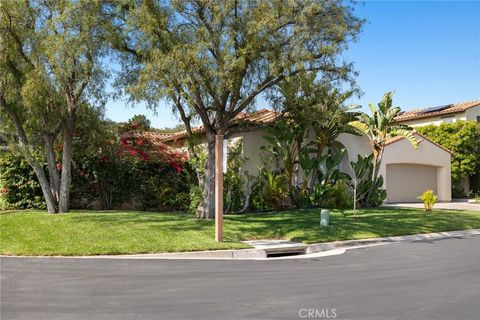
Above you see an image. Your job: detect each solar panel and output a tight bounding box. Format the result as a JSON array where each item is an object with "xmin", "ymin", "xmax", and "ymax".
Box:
[{"xmin": 419, "ymin": 104, "xmax": 452, "ymax": 114}]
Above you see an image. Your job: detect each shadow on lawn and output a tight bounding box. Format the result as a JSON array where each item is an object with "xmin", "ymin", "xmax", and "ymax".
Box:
[
  {"xmin": 70, "ymin": 212, "xmax": 213, "ymax": 232},
  {"xmin": 225, "ymin": 207, "xmax": 480, "ymax": 243},
  {"xmin": 68, "ymin": 207, "xmax": 480, "ymax": 243}
]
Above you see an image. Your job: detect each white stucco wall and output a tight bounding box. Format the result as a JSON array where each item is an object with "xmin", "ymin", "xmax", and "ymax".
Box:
[
  {"xmin": 380, "ymin": 133, "xmax": 451, "ymax": 202},
  {"xmin": 465, "ymin": 105, "xmax": 480, "ymax": 122},
  {"xmin": 237, "ymin": 130, "xmax": 452, "ymax": 202},
  {"xmin": 181, "ymin": 128, "xmax": 452, "ymax": 203},
  {"xmin": 336, "ymin": 133, "xmax": 371, "ymax": 160},
  {"xmin": 231, "ymin": 129, "xmax": 269, "ymax": 175},
  {"xmin": 400, "ymin": 113, "xmax": 467, "ymax": 127}
]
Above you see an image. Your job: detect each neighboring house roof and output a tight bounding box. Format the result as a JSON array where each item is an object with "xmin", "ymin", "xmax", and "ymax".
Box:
[
  {"xmin": 158, "ymin": 109, "xmax": 280, "ymax": 143},
  {"xmin": 120, "ymin": 131, "xmax": 188, "ymax": 160},
  {"xmin": 394, "ymin": 100, "xmax": 480, "ymax": 122},
  {"xmin": 386, "ymin": 132, "xmax": 454, "ymax": 155}
]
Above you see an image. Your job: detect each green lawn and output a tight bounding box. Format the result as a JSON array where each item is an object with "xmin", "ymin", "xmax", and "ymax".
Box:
[{"xmin": 1, "ymin": 207, "xmax": 480, "ymax": 256}]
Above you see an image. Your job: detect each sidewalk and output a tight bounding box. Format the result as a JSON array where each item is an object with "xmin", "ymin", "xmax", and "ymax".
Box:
[
  {"xmin": 384, "ymin": 200, "xmax": 480, "ymax": 211},
  {"xmin": 3, "ymin": 229, "xmax": 479, "ymax": 260}
]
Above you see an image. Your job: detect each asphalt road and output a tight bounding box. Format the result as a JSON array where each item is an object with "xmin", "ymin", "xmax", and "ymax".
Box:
[{"xmin": 1, "ymin": 236, "xmax": 479, "ymax": 320}]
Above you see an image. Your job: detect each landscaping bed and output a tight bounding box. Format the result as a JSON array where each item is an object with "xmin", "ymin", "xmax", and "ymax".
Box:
[{"xmin": 1, "ymin": 207, "xmax": 480, "ymax": 256}]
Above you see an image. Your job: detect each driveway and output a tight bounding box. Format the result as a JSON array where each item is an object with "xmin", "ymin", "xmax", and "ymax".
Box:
[
  {"xmin": 1, "ymin": 236, "xmax": 479, "ymax": 320},
  {"xmin": 384, "ymin": 199, "xmax": 480, "ymax": 211}
]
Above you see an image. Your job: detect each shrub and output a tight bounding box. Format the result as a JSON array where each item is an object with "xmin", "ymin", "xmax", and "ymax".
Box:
[
  {"xmin": 348, "ymin": 154, "xmax": 386, "ymax": 208},
  {"xmin": 224, "ymin": 138, "xmax": 247, "ymax": 213},
  {"xmin": 1, "ymin": 148, "xmax": 194, "ymax": 212},
  {"xmin": 323, "ymin": 180, "xmax": 353, "ymax": 209},
  {"xmin": 71, "ymin": 155, "xmax": 194, "ymax": 211},
  {"xmin": 249, "ymin": 173, "xmax": 267, "ymax": 211},
  {"xmin": 187, "ymin": 185, "xmax": 203, "ymax": 215},
  {"xmin": 417, "ymin": 189, "xmax": 438, "ymax": 211},
  {"xmin": 264, "ymin": 171, "xmax": 288, "ymax": 210},
  {"xmin": 0, "ymin": 153, "xmax": 45, "ymax": 210},
  {"xmin": 417, "ymin": 121, "xmax": 480, "ymax": 195}
]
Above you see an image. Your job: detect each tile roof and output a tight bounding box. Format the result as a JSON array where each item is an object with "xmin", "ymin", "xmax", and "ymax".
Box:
[
  {"xmin": 157, "ymin": 109, "xmax": 280, "ymax": 142},
  {"xmin": 386, "ymin": 132, "xmax": 454, "ymax": 155},
  {"xmin": 122, "ymin": 131, "xmax": 188, "ymax": 160},
  {"xmin": 394, "ymin": 100, "xmax": 480, "ymax": 122}
]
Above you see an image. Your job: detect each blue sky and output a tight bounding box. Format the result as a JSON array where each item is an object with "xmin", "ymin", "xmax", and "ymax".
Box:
[{"xmin": 105, "ymin": 0, "xmax": 480, "ymax": 129}]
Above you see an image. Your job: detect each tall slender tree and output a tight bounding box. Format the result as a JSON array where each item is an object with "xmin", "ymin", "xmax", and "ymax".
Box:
[
  {"xmin": 0, "ymin": 0, "xmax": 108, "ymax": 213},
  {"xmin": 109, "ymin": 0, "xmax": 364, "ymax": 218}
]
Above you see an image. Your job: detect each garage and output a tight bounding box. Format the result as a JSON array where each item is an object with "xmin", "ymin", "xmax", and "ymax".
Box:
[
  {"xmin": 386, "ymin": 164, "xmax": 438, "ymax": 203},
  {"xmin": 380, "ymin": 132, "xmax": 452, "ymax": 203}
]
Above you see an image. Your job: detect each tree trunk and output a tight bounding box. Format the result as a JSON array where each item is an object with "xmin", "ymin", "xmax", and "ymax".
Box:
[
  {"xmin": 309, "ymin": 135, "xmax": 327, "ymax": 191},
  {"xmin": 30, "ymin": 162, "xmax": 58, "ymax": 213},
  {"xmin": 58, "ymin": 116, "xmax": 74, "ymax": 213},
  {"xmin": 366, "ymin": 150, "xmax": 383, "ymax": 207},
  {"xmin": 44, "ymin": 134, "xmax": 60, "ymax": 202},
  {"xmin": 197, "ymin": 132, "xmax": 216, "ymax": 219}
]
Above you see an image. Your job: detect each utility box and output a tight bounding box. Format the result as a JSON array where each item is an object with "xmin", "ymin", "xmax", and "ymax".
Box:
[{"xmin": 321, "ymin": 209, "xmax": 330, "ymax": 227}]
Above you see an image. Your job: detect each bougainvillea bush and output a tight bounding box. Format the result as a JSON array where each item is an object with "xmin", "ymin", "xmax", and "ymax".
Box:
[
  {"xmin": 70, "ymin": 126, "xmax": 193, "ymax": 211},
  {"xmin": 0, "ymin": 124, "xmax": 194, "ymax": 211},
  {"xmin": 71, "ymin": 143, "xmax": 193, "ymax": 211}
]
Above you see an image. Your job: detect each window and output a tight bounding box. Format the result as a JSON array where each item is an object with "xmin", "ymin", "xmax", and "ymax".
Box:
[
  {"xmin": 477, "ymin": 116, "xmax": 480, "ymax": 123},
  {"xmin": 441, "ymin": 116, "xmax": 456, "ymax": 123}
]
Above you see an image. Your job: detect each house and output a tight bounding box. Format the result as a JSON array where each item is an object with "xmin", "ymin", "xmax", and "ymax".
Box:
[
  {"xmin": 395, "ymin": 100, "xmax": 480, "ymax": 195},
  {"xmin": 394, "ymin": 100, "xmax": 480, "ymax": 127},
  {"xmin": 158, "ymin": 109, "xmax": 452, "ymax": 203}
]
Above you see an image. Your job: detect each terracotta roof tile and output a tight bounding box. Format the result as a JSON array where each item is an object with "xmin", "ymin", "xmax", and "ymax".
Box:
[
  {"xmin": 122, "ymin": 131, "xmax": 188, "ymax": 160},
  {"xmin": 157, "ymin": 109, "xmax": 280, "ymax": 142},
  {"xmin": 386, "ymin": 132, "xmax": 454, "ymax": 155},
  {"xmin": 395, "ymin": 100, "xmax": 480, "ymax": 122}
]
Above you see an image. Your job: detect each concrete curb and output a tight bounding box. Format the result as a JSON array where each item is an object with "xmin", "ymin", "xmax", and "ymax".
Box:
[
  {"xmin": 305, "ymin": 229, "xmax": 480, "ymax": 254},
  {"xmin": 0, "ymin": 248, "xmax": 267, "ymax": 260},
  {"xmin": 1, "ymin": 229, "xmax": 479, "ymax": 260}
]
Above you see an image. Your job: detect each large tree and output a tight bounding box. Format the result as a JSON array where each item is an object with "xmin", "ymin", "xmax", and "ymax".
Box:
[
  {"xmin": 275, "ymin": 72, "xmax": 359, "ymax": 190},
  {"xmin": 110, "ymin": 0, "xmax": 364, "ymax": 218},
  {"xmin": 0, "ymin": 0, "xmax": 108, "ymax": 213}
]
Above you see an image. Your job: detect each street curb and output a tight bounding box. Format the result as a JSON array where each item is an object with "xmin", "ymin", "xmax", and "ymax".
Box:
[
  {"xmin": 305, "ymin": 229, "xmax": 480, "ymax": 254},
  {"xmin": 0, "ymin": 248, "xmax": 267, "ymax": 260},
  {"xmin": 1, "ymin": 229, "xmax": 479, "ymax": 260}
]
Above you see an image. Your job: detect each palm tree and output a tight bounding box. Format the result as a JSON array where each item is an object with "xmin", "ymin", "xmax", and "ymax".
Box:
[{"xmin": 349, "ymin": 91, "xmax": 419, "ymax": 206}]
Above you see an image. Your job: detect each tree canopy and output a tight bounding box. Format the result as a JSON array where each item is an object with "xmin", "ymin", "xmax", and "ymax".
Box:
[
  {"xmin": 0, "ymin": 0, "xmax": 109, "ymax": 213},
  {"xmin": 109, "ymin": 0, "xmax": 364, "ymax": 218},
  {"xmin": 417, "ymin": 120, "xmax": 480, "ymax": 187}
]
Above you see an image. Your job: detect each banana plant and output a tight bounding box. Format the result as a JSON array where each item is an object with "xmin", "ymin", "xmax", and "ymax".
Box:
[
  {"xmin": 349, "ymin": 92, "xmax": 419, "ymax": 206},
  {"xmin": 264, "ymin": 171, "xmax": 288, "ymax": 210},
  {"xmin": 261, "ymin": 118, "xmax": 307, "ymax": 194}
]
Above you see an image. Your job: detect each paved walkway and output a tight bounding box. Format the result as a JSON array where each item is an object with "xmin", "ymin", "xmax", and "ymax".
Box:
[{"xmin": 384, "ymin": 199, "xmax": 480, "ymax": 211}]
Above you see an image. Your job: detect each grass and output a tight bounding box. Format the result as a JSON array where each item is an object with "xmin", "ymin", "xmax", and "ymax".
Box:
[{"xmin": 1, "ymin": 207, "xmax": 480, "ymax": 256}]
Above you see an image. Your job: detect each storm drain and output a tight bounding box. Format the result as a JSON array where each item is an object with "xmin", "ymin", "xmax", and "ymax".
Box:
[
  {"xmin": 242, "ymin": 240, "xmax": 308, "ymax": 258},
  {"xmin": 266, "ymin": 248, "xmax": 306, "ymax": 258}
]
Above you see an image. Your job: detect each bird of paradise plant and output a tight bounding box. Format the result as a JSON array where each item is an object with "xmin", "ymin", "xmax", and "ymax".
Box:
[{"xmin": 349, "ymin": 91, "xmax": 419, "ymax": 207}]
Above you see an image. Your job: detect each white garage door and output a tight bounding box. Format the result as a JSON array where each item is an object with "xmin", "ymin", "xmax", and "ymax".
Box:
[{"xmin": 386, "ymin": 164, "xmax": 438, "ymax": 203}]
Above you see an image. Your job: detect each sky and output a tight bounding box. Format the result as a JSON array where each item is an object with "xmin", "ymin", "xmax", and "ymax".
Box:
[{"xmin": 104, "ymin": 0, "xmax": 480, "ymax": 129}]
